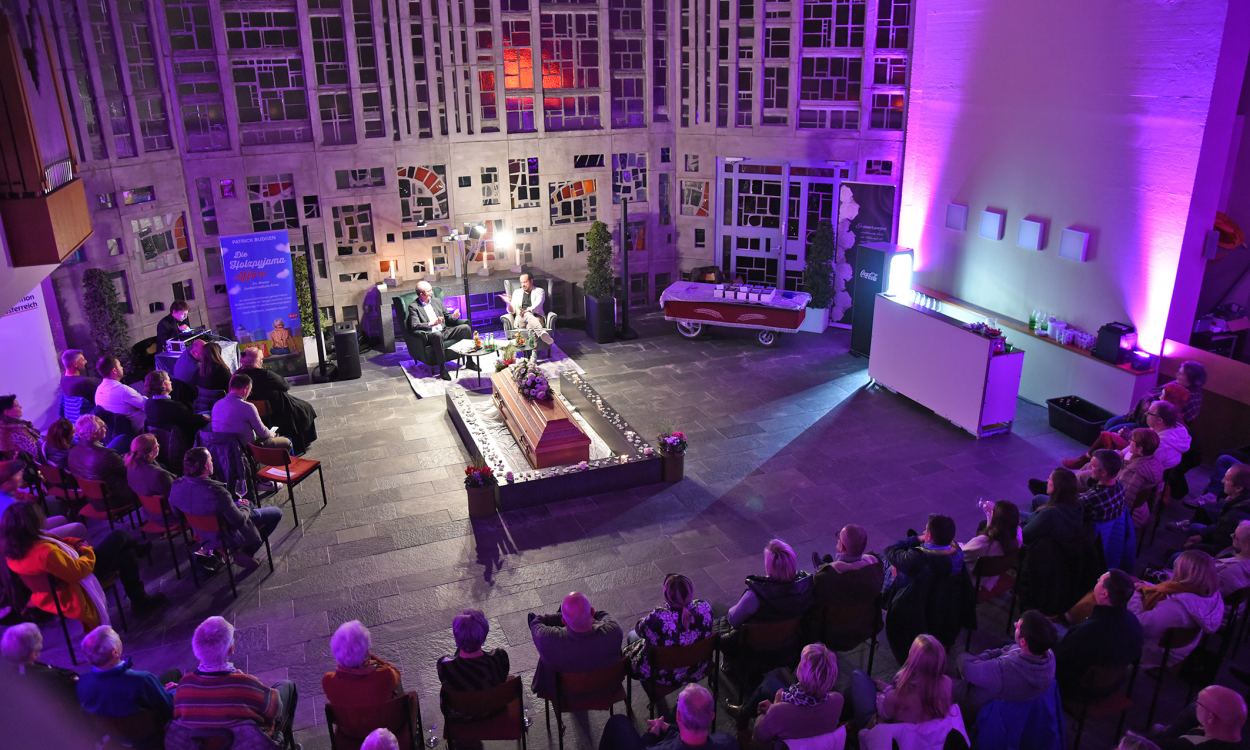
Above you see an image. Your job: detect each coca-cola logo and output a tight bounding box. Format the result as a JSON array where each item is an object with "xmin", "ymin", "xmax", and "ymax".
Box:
[{"xmin": 859, "ymin": 270, "xmax": 879, "ymax": 282}]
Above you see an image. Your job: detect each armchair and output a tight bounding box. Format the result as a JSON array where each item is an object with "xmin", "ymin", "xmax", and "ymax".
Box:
[
  {"xmin": 391, "ymin": 286, "xmax": 447, "ymax": 370},
  {"xmin": 499, "ymin": 278, "xmax": 558, "ymax": 356}
]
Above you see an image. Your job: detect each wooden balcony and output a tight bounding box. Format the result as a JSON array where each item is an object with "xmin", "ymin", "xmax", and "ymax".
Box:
[{"xmin": 0, "ymin": 177, "xmax": 92, "ymax": 266}]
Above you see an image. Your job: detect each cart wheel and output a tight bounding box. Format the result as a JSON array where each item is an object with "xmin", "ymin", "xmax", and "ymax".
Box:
[
  {"xmin": 757, "ymin": 330, "xmax": 778, "ymax": 347},
  {"xmin": 677, "ymin": 321, "xmax": 704, "ymax": 339}
]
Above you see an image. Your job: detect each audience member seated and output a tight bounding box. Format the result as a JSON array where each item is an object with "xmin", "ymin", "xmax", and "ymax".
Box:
[
  {"xmin": 529, "ymin": 591, "xmax": 623, "ymax": 701},
  {"xmin": 848, "ymin": 633, "xmax": 952, "ymax": 729},
  {"xmin": 961, "ymin": 500, "xmax": 1020, "ymax": 596},
  {"xmin": 362, "ymin": 728, "xmax": 401, "ymax": 750},
  {"xmin": 1214, "ymin": 521, "xmax": 1250, "ymax": 596},
  {"xmin": 599, "ymin": 683, "xmax": 737, "ymax": 750},
  {"xmin": 1129, "ymin": 550, "xmax": 1224, "ymax": 667},
  {"xmin": 1149, "ymin": 685, "xmax": 1246, "ymax": 750},
  {"xmin": 143, "ymin": 370, "xmax": 206, "ymax": 447},
  {"xmin": 2, "ymin": 502, "xmax": 165, "ymax": 628},
  {"xmin": 0, "ymin": 459, "xmax": 86, "ymax": 538},
  {"xmin": 1173, "ymin": 465, "xmax": 1250, "ymax": 556},
  {"xmin": 40, "ymin": 417, "xmax": 74, "ymax": 469},
  {"xmin": 728, "ymin": 643, "xmax": 842, "ymax": 747},
  {"xmin": 211, "ymin": 374, "xmax": 294, "ymax": 452},
  {"xmin": 727, "ymin": 538, "xmax": 813, "ymax": 629},
  {"xmin": 1067, "ymin": 401, "xmax": 1191, "ymax": 473},
  {"xmin": 0, "ymin": 394, "xmax": 43, "ymax": 460},
  {"xmin": 882, "ymin": 515, "xmax": 975, "ymax": 661},
  {"xmin": 68, "ymin": 414, "xmax": 140, "ymax": 509},
  {"xmin": 626, "ymin": 573, "xmax": 714, "ymax": 685},
  {"xmin": 125, "ymin": 433, "xmax": 176, "ymax": 502},
  {"xmin": 77, "ymin": 625, "xmax": 178, "ymax": 749},
  {"xmin": 171, "ymin": 616, "xmax": 298, "ymax": 749},
  {"xmin": 169, "ymin": 448, "xmax": 281, "ymax": 570},
  {"xmin": 437, "ymin": 608, "xmax": 509, "ymax": 718},
  {"xmin": 1074, "ymin": 449, "xmax": 1127, "ymax": 525},
  {"xmin": 194, "ymin": 341, "xmax": 233, "ymax": 394},
  {"xmin": 172, "ymin": 339, "xmax": 204, "ymax": 390},
  {"xmin": 1052, "ymin": 570, "xmax": 1143, "ymax": 698},
  {"xmin": 1019, "ymin": 469, "xmax": 1104, "ymax": 616},
  {"xmin": 94, "ymin": 356, "xmax": 147, "ymax": 434},
  {"xmin": 810, "ymin": 524, "xmax": 885, "ymax": 644},
  {"xmin": 1106, "ymin": 361, "xmax": 1207, "ymax": 433},
  {"xmin": 0, "ymin": 621, "xmax": 79, "ymax": 708},
  {"xmin": 955, "ymin": 610, "xmax": 1057, "ymax": 716},
  {"xmin": 237, "ymin": 347, "xmax": 318, "ymax": 453},
  {"xmin": 323, "ymin": 619, "xmax": 403, "ymax": 709},
  {"xmin": 60, "ymin": 348, "xmax": 101, "ymax": 402},
  {"xmin": 1201, "ymin": 451, "xmax": 1248, "ymax": 501}
]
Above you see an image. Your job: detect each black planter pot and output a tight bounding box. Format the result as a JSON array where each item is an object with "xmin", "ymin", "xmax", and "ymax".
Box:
[{"xmin": 584, "ymin": 295, "xmax": 616, "ymax": 344}]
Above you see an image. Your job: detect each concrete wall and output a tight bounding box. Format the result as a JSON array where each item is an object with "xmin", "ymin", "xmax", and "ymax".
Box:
[{"xmin": 900, "ymin": 0, "xmax": 1250, "ymax": 353}]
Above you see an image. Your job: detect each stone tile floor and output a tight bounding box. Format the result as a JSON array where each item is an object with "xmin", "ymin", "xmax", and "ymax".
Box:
[{"xmin": 24, "ymin": 312, "xmax": 1229, "ymax": 748}]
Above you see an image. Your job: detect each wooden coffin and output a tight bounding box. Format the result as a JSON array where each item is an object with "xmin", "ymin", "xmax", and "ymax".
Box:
[{"xmin": 491, "ymin": 371, "xmax": 590, "ymax": 469}]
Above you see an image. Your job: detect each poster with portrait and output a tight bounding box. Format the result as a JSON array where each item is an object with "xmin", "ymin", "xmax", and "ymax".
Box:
[
  {"xmin": 833, "ymin": 182, "xmax": 897, "ymax": 327},
  {"xmin": 220, "ymin": 231, "xmax": 309, "ymax": 379}
]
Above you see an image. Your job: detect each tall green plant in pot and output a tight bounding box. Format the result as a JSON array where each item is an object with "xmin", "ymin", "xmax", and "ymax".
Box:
[
  {"xmin": 82, "ymin": 268, "xmax": 132, "ymax": 366},
  {"xmin": 583, "ymin": 220, "xmax": 616, "ymax": 343},
  {"xmin": 801, "ymin": 220, "xmax": 835, "ymax": 333}
]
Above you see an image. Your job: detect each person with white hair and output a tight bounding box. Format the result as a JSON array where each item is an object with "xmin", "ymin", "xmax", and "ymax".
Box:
[
  {"xmin": 77, "ymin": 625, "xmax": 178, "ymax": 742},
  {"xmin": 1, "ymin": 621, "xmax": 79, "ymax": 704},
  {"xmin": 172, "ymin": 616, "xmax": 298, "ymax": 747},
  {"xmin": 599, "ymin": 683, "xmax": 738, "ymax": 750},
  {"xmin": 67, "ymin": 413, "xmax": 140, "ymax": 507},
  {"xmin": 528, "ymin": 591, "xmax": 622, "ymax": 700},
  {"xmin": 361, "ymin": 728, "xmax": 401, "ymax": 750},
  {"xmin": 729, "ymin": 643, "xmax": 843, "ymax": 745},
  {"xmin": 405, "ymin": 279, "xmax": 472, "ymax": 379},
  {"xmin": 322, "ymin": 620, "xmax": 403, "ymax": 708}
]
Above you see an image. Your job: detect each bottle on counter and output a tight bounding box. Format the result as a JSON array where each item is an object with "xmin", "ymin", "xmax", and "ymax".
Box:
[{"xmin": 474, "ymin": 331, "xmax": 482, "ymax": 349}]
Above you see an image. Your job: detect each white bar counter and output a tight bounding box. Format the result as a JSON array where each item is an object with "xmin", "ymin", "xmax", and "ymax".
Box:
[{"xmin": 868, "ymin": 294, "xmax": 1024, "ymax": 437}]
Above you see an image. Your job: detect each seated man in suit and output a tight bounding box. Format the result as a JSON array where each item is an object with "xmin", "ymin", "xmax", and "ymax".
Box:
[
  {"xmin": 500, "ymin": 273, "xmax": 554, "ymax": 346},
  {"xmin": 236, "ymin": 348, "xmax": 317, "ymax": 453},
  {"xmin": 406, "ymin": 280, "xmax": 472, "ymax": 380},
  {"xmin": 210, "ymin": 374, "xmax": 293, "ymax": 453}
]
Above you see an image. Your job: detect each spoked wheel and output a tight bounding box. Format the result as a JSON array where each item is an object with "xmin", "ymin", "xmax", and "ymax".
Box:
[
  {"xmin": 757, "ymin": 330, "xmax": 778, "ymax": 347},
  {"xmin": 677, "ymin": 321, "xmax": 704, "ymax": 338}
]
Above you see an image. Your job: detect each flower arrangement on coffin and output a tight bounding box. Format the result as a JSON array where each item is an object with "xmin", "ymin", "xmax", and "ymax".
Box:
[
  {"xmin": 511, "ymin": 359, "xmax": 552, "ymax": 402},
  {"xmin": 464, "ymin": 463, "xmax": 497, "ymax": 488},
  {"xmin": 494, "ymin": 357, "xmax": 516, "ymax": 372},
  {"xmin": 658, "ymin": 430, "xmax": 687, "ymax": 455}
]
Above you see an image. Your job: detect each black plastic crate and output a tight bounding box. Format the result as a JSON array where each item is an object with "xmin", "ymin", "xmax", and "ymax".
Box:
[{"xmin": 1046, "ymin": 396, "xmax": 1114, "ymax": 445}]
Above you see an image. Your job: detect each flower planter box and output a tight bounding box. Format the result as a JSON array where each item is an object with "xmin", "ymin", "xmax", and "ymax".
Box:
[
  {"xmin": 584, "ymin": 295, "xmax": 616, "ymax": 344},
  {"xmin": 662, "ymin": 452, "xmax": 684, "ymax": 482},
  {"xmin": 466, "ymin": 485, "xmax": 497, "ymax": 518},
  {"xmin": 798, "ymin": 306, "xmax": 831, "ymax": 334}
]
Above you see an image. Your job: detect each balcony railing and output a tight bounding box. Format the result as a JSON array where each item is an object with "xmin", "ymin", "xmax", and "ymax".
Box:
[{"xmin": 43, "ymin": 158, "xmax": 76, "ymax": 194}]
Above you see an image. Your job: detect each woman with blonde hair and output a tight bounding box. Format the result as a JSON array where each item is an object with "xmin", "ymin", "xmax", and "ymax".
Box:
[
  {"xmin": 67, "ymin": 414, "xmax": 138, "ymax": 508},
  {"xmin": 727, "ymin": 538, "xmax": 813, "ymax": 628},
  {"xmin": 1128, "ymin": 549, "xmax": 1224, "ymax": 667},
  {"xmin": 732, "ymin": 642, "xmax": 844, "ymax": 746},
  {"xmin": 626, "ymin": 573, "xmax": 714, "ymax": 685},
  {"xmin": 125, "ymin": 433, "xmax": 175, "ymax": 502},
  {"xmin": 848, "ymin": 634, "xmax": 952, "ymax": 729}
]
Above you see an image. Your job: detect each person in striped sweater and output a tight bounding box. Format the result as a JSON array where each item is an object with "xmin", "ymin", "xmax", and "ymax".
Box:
[{"xmin": 173, "ymin": 616, "xmax": 299, "ymax": 749}]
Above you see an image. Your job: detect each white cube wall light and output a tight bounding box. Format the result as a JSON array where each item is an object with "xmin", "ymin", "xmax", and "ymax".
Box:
[
  {"xmin": 1059, "ymin": 227, "xmax": 1091, "ymax": 262},
  {"xmin": 979, "ymin": 209, "xmax": 1006, "ymax": 240},
  {"xmin": 1017, "ymin": 217, "xmax": 1046, "ymax": 251},
  {"xmin": 945, "ymin": 203, "xmax": 969, "ymax": 231}
]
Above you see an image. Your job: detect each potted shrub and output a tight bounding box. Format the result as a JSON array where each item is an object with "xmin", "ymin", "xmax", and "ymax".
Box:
[
  {"xmin": 799, "ymin": 221, "xmax": 834, "ymax": 333},
  {"xmin": 82, "ymin": 268, "xmax": 131, "ymax": 367},
  {"xmin": 294, "ymin": 256, "xmax": 332, "ymax": 365},
  {"xmin": 463, "ymin": 462, "xmax": 498, "ymax": 518},
  {"xmin": 657, "ymin": 429, "xmax": 687, "ymax": 483},
  {"xmin": 583, "ymin": 220, "xmax": 616, "ymax": 343}
]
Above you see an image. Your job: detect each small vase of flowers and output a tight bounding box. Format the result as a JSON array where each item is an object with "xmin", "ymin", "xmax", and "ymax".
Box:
[
  {"xmin": 657, "ymin": 430, "xmax": 687, "ymax": 482},
  {"xmin": 463, "ymin": 463, "xmax": 498, "ymax": 518}
]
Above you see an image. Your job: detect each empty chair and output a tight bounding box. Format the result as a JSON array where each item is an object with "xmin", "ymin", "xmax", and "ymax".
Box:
[{"xmin": 247, "ymin": 443, "xmax": 326, "ymax": 528}]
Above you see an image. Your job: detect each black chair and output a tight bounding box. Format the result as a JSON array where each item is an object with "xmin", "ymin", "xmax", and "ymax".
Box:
[
  {"xmin": 442, "ymin": 675, "xmax": 528, "ymax": 750},
  {"xmin": 145, "ymin": 424, "xmax": 191, "ymax": 475},
  {"xmin": 965, "ymin": 553, "xmax": 1019, "ymax": 649},
  {"xmin": 1062, "ymin": 660, "xmax": 1139, "ymax": 747},
  {"xmin": 1144, "ymin": 625, "xmax": 1202, "ymax": 728},
  {"xmin": 499, "ymin": 278, "xmax": 558, "ymax": 358},
  {"xmin": 548, "ymin": 659, "xmax": 629, "ymax": 750},
  {"xmin": 392, "ymin": 287, "xmax": 452, "ymax": 371},
  {"xmin": 325, "ymin": 691, "xmax": 423, "ymax": 749}
]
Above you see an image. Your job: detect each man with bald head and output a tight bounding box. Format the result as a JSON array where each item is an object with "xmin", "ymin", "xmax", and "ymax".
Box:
[
  {"xmin": 528, "ymin": 592, "xmax": 622, "ymax": 700},
  {"xmin": 406, "ymin": 280, "xmax": 472, "ymax": 380},
  {"xmin": 1152, "ymin": 685, "xmax": 1246, "ymax": 749}
]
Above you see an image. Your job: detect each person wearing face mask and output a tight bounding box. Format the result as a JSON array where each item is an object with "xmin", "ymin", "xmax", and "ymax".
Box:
[{"xmin": 156, "ymin": 300, "xmax": 193, "ymax": 351}]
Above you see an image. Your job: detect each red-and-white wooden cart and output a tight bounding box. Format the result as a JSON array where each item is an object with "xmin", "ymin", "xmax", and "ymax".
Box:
[{"xmin": 659, "ymin": 281, "xmax": 812, "ymax": 346}]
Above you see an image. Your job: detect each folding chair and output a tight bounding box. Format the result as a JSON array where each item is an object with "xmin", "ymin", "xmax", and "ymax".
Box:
[
  {"xmin": 76, "ymin": 477, "xmax": 140, "ymax": 530},
  {"xmin": 182, "ymin": 511, "xmax": 274, "ymax": 598},
  {"xmin": 247, "ymin": 443, "xmax": 326, "ymax": 528},
  {"xmin": 136, "ymin": 494, "xmax": 191, "ymax": 580}
]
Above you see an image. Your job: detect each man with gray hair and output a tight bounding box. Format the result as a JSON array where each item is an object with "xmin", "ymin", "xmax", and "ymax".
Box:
[
  {"xmin": 322, "ymin": 619, "xmax": 403, "ymax": 708},
  {"xmin": 172, "ymin": 616, "xmax": 298, "ymax": 748},
  {"xmin": 77, "ymin": 625, "xmax": 178, "ymax": 739},
  {"xmin": 528, "ymin": 592, "xmax": 622, "ymax": 700},
  {"xmin": 405, "ymin": 279, "xmax": 472, "ymax": 379},
  {"xmin": 1, "ymin": 621, "xmax": 79, "ymax": 706},
  {"xmin": 59, "ymin": 348, "xmax": 100, "ymax": 401},
  {"xmin": 599, "ymin": 683, "xmax": 738, "ymax": 750}
]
